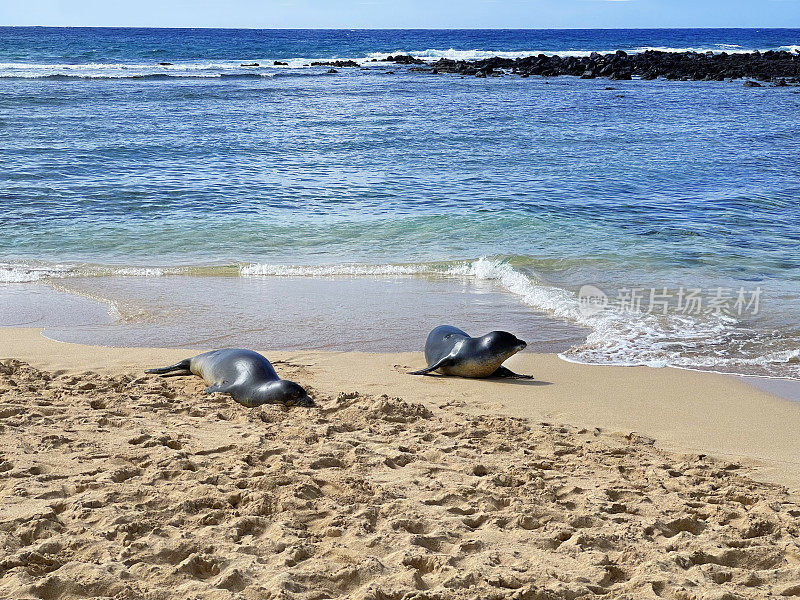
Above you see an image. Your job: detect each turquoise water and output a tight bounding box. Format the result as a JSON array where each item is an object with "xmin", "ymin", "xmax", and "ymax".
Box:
[{"xmin": 1, "ymin": 28, "xmax": 800, "ymax": 376}]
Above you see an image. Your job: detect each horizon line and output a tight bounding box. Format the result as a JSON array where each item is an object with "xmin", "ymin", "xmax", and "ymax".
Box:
[{"xmin": 2, "ymin": 25, "xmax": 799, "ymax": 31}]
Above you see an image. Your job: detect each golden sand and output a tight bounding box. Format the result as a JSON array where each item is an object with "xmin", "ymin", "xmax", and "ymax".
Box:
[{"xmin": 1, "ymin": 328, "xmax": 799, "ymax": 599}]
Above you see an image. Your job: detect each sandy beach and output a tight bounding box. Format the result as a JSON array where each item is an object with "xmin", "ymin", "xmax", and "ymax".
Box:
[
  {"xmin": 2, "ymin": 327, "xmax": 799, "ymax": 599},
  {"xmin": 5, "ymin": 15, "xmax": 800, "ymax": 600}
]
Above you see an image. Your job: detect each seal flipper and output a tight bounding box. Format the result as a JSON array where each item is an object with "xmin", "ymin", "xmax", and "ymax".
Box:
[
  {"xmin": 409, "ymin": 357, "xmax": 452, "ymax": 376},
  {"xmin": 159, "ymin": 370, "xmax": 192, "ymax": 378},
  {"xmin": 205, "ymin": 382, "xmax": 234, "ymax": 395},
  {"xmin": 490, "ymin": 366, "xmax": 534, "ymax": 380},
  {"xmin": 145, "ymin": 359, "xmax": 191, "ymax": 376}
]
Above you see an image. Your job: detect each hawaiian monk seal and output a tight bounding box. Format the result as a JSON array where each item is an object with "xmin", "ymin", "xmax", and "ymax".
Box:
[
  {"xmin": 146, "ymin": 349, "xmax": 313, "ymax": 407},
  {"xmin": 409, "ymin": 325, "xmax": 533, "ymax": 379}
]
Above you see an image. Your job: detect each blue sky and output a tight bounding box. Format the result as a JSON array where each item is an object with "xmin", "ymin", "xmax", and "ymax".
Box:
[{"xmin": 1, "ymin": 0, "xmax": 798, "ymax": 28}]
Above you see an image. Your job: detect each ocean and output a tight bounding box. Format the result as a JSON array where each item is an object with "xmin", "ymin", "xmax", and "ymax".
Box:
[{"xmin": 1, "ymin": 27, "xmax": 799, "ymax": 377}]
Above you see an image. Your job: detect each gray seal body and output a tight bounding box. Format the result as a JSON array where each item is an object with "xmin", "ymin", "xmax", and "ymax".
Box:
[
  {"xmin": 146, "ymin": 349, "xmax": 313, "ymax": 407},
  {"xmin": 409, "ymin": 325, "xmax": 532, "ymax": 379}
]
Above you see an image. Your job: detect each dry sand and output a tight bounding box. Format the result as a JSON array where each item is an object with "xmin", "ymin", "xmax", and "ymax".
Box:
[{"xmin": 1, "ymin": 328, "xmax": 800, "ymax": 599}]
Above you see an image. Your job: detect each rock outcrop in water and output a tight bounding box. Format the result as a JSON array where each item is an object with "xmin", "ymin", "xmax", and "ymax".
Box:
[
  {"xmin": 385, "ymin": 54, "xmax": 426, "ymax": 65},
  {"xmin": 310, "ymin": 60, "xmax": 360, "ymax": 68},
  {"xmin": 385, "ymin": 50, "xmax": 800, "ymax": 83},
  {"xmin": 370, "ymin": 54, "xmax": 426, "ymax": 65}
]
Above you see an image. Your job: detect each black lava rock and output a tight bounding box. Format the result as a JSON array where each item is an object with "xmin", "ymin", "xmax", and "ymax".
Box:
[
  {"xmin": 410, "ymin": 50, "xmax": 800, "ymax": 83},
  {"xmin": 385, "ymin": 55, "xmax": 425, "ymax": 65},
  {"xmin": 311, "ymin": 60, "xmax": 359, "ymax": 68}
]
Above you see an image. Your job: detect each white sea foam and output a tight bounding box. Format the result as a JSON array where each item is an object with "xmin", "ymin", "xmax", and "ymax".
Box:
[
  {"xmin": 240, "ymin": 263, "xmax": 425, "ymax": 277},
  {"xmin": 0, "ymin": 60, "xmax": 294, "ymax": 79},
  {"xmin": 0, "ymin": 264, "xmax": 74, "ymax": 283},
  {"xmin": 632, "ymin": 45, "xmax": 762, "ymax": 55},
  {"xmin": 367, "ymin": 44, "xmax": 795, "ymax": 63},
  {"xmin": 0, "ymin": 268, "xmax": 44, "ymax": 283},
  {"xmin": 108, "ymin": 267, "xmax": 165, "ymax": 277},
  {"xmin": 111, "ymin": 266, "xmax": 165, "ymax": 276},
  {"xmin": 366, "ymin": 49, "xmax": 552, "ymax": 61},
  {"xmin": 444, "ymin": 259, "xmax": 800, "ymax": 375},
  {"xmin": 0, "ymin": 263, "xmax": 167, "ymax": 281},
  {"xmin": 0, "ymin": 57, "xmax": 366, "ymax": 79}
]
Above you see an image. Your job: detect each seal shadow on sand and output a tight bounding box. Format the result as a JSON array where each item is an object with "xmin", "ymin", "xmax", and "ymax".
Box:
[
  {"xmin": 395, "ymin": 365, "xmax": 553, "ymax": 386},
  {"xmin": 490, "ymin": 377, "xmax": 553, "ymax": 386},
  {"xmin": 419, "ymin": 373, "xmax": 553, "ymax": 386}
]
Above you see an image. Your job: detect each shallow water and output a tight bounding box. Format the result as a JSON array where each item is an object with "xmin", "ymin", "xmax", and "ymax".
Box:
[
  {"xmin": 1, "ymin": 276, "xmax": 586, "ymax": 353},
  {"xmin": 1, "ymin": 28, "xmax": 800, "ymax": 377}
]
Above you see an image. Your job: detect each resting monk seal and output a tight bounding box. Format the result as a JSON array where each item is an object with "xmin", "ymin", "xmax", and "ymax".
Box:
[
  {"xmin": 145, "ymin": 349, "xmax": 313, "ymax": 407},
  {"xmin": 409, "ymin": 325, "xmax": 533, "ymax": 379}
]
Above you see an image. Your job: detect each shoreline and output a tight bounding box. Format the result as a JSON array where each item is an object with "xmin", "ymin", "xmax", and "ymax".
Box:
[
  {"xmin": 3, "ymin": 326, "xmax": 800, "ymax": 492},
  {"xmin": 4, "ymin": 265, "xmax": 799, "ymax": 380}
]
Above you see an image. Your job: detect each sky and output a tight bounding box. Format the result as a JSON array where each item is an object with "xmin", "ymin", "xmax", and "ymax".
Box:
[{"xmin": 0, "ymin": 0, "xmax": 798, "ymax": 29}]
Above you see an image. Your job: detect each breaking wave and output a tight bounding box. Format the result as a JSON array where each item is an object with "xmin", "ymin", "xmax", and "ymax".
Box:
[
  {"xmin": 0, "ymin": 263, "xmax": 167, "ymax": 282},
  {"xmin": 240, "ymin": 258, "xmax": 800, "ymax": 379}
]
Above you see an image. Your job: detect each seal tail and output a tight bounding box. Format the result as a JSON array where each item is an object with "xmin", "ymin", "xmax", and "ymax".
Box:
[{"xmin": 145, "ymin": 359, "xmax": 191, "ymax": 376}]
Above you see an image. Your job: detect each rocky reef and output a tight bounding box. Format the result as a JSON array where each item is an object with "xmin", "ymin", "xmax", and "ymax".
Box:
[{"xmin": 383, "ymin": 50, "xmax": 800, "ymax": 84}]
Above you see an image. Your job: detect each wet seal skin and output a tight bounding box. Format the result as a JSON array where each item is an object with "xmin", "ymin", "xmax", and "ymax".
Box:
[
  {"xmin": 146, "ymin": 349, "xmax": 313, "ymax": 407},
  {"xmin": 410, "ymin": 325, "xmax": 533, "ymax": 379}
]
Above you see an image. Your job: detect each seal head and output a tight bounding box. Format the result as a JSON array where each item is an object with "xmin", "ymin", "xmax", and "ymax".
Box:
[
  {"xmin": 240, "ymin": 379, "xmax": 314, "ymax": 408},
  {"xmin": 479, "ymin": 331, "xmax": 527, "ymax": 359}
]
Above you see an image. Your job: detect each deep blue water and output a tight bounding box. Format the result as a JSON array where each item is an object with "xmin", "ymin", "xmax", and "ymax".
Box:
[
  {"xmin": 1, "ymin": 27, "xmax": 798, "ymax": 66},
  {"xmin": 1, "ymin": 28, "xmax": 800, "ymax": 376}
]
